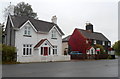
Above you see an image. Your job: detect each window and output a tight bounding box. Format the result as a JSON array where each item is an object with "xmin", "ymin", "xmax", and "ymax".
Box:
[
  {"xmin": 94, "ymin": 40, "xmax": 96, "ymax": 44},
  {"xmin": 108, "ymin": 42, "xmax": 111, "ymax": 46},
  {"xmin": 53, "ymin": 46, "xmax": 57, "ymax": 55},
  {"xmin": 91, "ymin": 49, "xmax": 93, "ymax": 55},
  {"xmin": 86, "ymin": 40, "xmax": 88, "ymax": 44},
  {"xmin": 23, "ymin": 44, "xmax": 32, "ymax": 56},
  {"xmin": 41, "ymin": 47, "xmax": 43, "ymax": 55},
  {"xmin": 24, "ymin": 27, "xmax": 31, "ymax": 36},
  {"xmin": 51, "ymin": 29, "xmax": 57, "ymax": 39},
  {"xmin": 102, "ymin": 41, "xmax": 105, "ymax": 45},
  {"xmin": 49, "ymin": 47, "xmax": 51, "ymax": 55}
]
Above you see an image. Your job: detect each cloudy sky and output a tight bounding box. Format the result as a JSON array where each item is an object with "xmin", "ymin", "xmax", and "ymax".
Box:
[{"xmin": 0, "ymin": 0, "xmax": 119, "ymax": 45}]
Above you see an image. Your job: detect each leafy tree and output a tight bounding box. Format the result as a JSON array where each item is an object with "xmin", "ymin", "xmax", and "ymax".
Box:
[
  {"xmin": 14, "ymin": 2, "xmax": 37, "ymax": 19},
  {"xmin": 112, "ymin": 40, "xmax": 120, "ymax": 55},
  {"xmin": 3, "ymin": 2, "xmax": 14, "ymax": 20},
  {"xmin": 4, "ymin": 2, "xmax": 37, "ymax": 19}
]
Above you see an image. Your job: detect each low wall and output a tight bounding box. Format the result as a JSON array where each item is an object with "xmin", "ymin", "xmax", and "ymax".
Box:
[
  {"xmin": 70, "ymin": 54, "xmax": 109, "ymax": 60},
  {"xmin": 17, "ymin": 55, "xmax": 70, "ymax": 62},
  {"xmin": 70, "ymin": 54, "xmax": 87, "ymax": 60},
  {"xmin": 95, "ymin": 54, "xmax": 109, "ymax": 59}
]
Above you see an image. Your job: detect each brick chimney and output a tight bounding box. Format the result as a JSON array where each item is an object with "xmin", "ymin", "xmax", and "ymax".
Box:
[
  {"xmin": 86, "ymin": 22, "xmax": 93, "ymax": 33},
  {"xmin": 51, "ymin": 15, "xmax": 57, "ymax": 24}
]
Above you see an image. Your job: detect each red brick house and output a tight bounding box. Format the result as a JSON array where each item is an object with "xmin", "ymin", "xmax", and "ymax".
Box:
[{"xmin": 68, "ymin": 23, "xmax": 111, "ymax": 55}]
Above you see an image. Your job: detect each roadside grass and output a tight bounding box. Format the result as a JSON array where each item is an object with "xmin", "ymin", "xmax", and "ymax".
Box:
[{"xmin": 2, "ymin": 61, "xmax": 20, "ymax": 64}]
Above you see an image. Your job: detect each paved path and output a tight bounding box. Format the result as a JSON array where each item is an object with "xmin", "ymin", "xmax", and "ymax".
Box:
[{"xmin": 2, "ymin": 59, "xmax": 118, "ymax": 77}]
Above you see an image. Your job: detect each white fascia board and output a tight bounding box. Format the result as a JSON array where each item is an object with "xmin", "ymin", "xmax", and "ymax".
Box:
[
  {"xmin": 46, "ymin": 40, "xmax": 53, "ymax": 49},
  {"xmin": 49, "ymin": 25, "xmax": 62, "ymax": 36},
  {"xmin": 39, "ymin": 40, "xmax": 53, "ymax": 49},
  {"xmin": 8, "ymin": 14, "xmax": 15, "ymax": 27},
  {"xmin": 19, "ymin": 20, "xmax": 37, "ymax": 32}
]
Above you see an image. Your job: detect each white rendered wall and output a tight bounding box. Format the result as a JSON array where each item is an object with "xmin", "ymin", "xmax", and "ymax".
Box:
[
  {"xmin": 62, "ymin": 42, "xmax": 69, "ymax": 55},
  {"xmin": 15, "ymin": 22, "xmax": 67, "ymax": 62}
]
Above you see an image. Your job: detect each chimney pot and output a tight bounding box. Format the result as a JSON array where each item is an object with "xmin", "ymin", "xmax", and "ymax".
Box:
[{"xmin": 51, "ymin": 15, "xmax": 57, "ymax": 24}]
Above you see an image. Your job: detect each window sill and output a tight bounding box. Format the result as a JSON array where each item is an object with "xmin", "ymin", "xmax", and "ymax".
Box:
[
  {"xmin": 22, "ymin": 55, "xmax": 32, "ymax": 57},
  {"xmin": 23, "ymin": 35, "xmax": 32, "ymax": 37},
  {"xmin": 51, "ymin": 38, "xmax": 57, "ymax": 39}
]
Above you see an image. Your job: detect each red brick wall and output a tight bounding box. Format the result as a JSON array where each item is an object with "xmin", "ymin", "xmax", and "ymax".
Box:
[{"xmin": 68, "ymin": 28, "xmax": 90, "ymax": 53}]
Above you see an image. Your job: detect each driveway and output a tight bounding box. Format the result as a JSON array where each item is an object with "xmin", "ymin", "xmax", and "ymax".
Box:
[{"xmin": 2, "ymin": 59, "xmax": 118, "ymax": 77}]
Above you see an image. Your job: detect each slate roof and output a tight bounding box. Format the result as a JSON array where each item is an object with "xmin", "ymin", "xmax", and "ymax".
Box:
[
  {"xmin": 77, "ymin": 29, "xmax": 110, "ymax": 41},
  {"xmin": 10, "ymin": 15, "xmax": 64, "ymax": 35},
  {"xmin": 62, "ymin": 35, "xmax": 71, "ymax": 42}
]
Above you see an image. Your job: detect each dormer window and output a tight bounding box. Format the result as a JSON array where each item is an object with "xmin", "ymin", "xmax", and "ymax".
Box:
[
  {"xmin": 51, "ymin": 29, "xmax": 57, "ymax": 39},
  {"xmin": 102, "ymin": 41, "xmax": 105, "ymax": 45},
  {"xmin": 24, "ymin": 27, "xmax": 31, "ymax": 36},
  {"xmin": 94, "ymin": 40, "xmax": 96, "ymax": 44}
]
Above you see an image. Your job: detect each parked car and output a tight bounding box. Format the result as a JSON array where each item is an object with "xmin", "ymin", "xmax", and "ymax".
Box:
[{"xmin": 69, "ymin": 51, "xmax": 82, "ymax": 55}]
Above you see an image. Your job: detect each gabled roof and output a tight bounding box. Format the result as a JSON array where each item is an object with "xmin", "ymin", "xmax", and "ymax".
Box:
[
  {"xmin": 77, "ymin": 28, "xmax": 110, "ymax": 41},
  {"xmin": 62, "ymin": 35, "xmax": 71, "ymax": 42},
  {"xmin": 10, "ymin": 15, "xmax": 64, "ymax": 35},
  {"xmin": 34, "ymin": 39, "xmax": 53, "ymax": 48},
  {"xmin": 87, "ymin": 46, "xmax": 94, "ymax": 50}
]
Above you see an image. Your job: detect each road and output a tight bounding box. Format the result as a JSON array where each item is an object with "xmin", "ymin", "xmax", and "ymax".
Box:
[{"xmin": 2, "ymin": 59, "xmax": 118, "ymax": 77}]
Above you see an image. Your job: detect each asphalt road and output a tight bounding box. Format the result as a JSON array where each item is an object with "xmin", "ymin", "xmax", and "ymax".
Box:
[{"xmin": 2, "ymin": 59, "xmax": 118, "ymax": 77}]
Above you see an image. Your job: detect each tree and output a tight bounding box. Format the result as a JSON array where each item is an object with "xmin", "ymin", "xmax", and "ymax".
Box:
[
  {"xmin": 4, "ymin": 2, "xmax": 37, "ymax": 19},
  {"xmin": 112, "ymin": 40, "xmax": 120, "ymax": 55},
  {"xmin": 3, "ymin": 2, "xmax": 14, "ymax": 21},
  {"xmin": 14, "ymin": 2, "xmax": 37, "ymax": 19}
]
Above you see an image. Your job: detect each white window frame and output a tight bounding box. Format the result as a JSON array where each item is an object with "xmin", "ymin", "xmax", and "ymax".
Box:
[
  {"xmin": 24, "ymin": 26, "xmax": 31, "ymax": 36},
  {"xmin": 102, "ymin": 41, "xmax": 105, "ymax": 45},
  {"xmin": 53, "ymin": 46, "xmax": 57, "ymax": 55},
  {"xmin": 86, "ymin": 40, "xmax": 88, "ymax": 44},
  {"xmin": 94, "ymin": 40, "xmax": 96, "ymax": 44},
  {"xmin": 108, "ymin": 42, "xmax": 111, "ymax": 46},
  {"xmin": 51, "ymin": 29, "xmax": 57, "ymax": 39},
  {"xmin": 23, "ymin": 44, "xmax": 32, "ymax": 56}
]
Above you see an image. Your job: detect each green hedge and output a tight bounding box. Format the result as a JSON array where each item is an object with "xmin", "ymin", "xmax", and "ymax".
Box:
[{"xmin": 2, "ymin": 44, "xmax": 16, "ymax": 62}]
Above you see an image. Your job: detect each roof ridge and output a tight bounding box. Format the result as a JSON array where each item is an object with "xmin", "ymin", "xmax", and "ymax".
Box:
[
  {"xmin": 77, "ymin": 28, "xmax": 110, "ymax": 41},
  {"xmin": 77, "ymin": 28, "xmax": 103, "ymax": 34},
  {"xmin": 11, "ymin": 15, "xmax": 54, "ymax": 25},
  {"xmin": 9, "ymin": 15, "xmax": 64, "ymax": 35}
]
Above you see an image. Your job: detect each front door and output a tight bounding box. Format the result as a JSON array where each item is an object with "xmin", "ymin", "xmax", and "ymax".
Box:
[{"xmin": 44, "ymin": 47, "xmax": 48, "ymax": 56}]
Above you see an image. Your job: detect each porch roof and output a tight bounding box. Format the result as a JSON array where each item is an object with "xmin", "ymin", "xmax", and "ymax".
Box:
[{"xmin": 34, "ymin": 39, "xmax": 53, "ymax": 48}]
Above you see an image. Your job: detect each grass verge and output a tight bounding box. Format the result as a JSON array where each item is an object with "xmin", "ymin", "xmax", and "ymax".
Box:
[{"xmin": 2, "ymin": 61, "xmax": 20, "ymax": 64}]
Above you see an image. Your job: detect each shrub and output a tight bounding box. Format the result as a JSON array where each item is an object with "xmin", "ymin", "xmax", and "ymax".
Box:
[
  {"xmin": 112, "ymin": 40, "xmax": 120, "ymax": 56},
  {"xmin": 2, "ymin": 44, "xmax": 16, "ymax": 62}
]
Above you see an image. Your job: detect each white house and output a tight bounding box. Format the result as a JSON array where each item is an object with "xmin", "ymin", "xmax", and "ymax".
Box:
[{"xmin": 4, "ymin": 15, "xmax": 70, "ymax": 62}]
